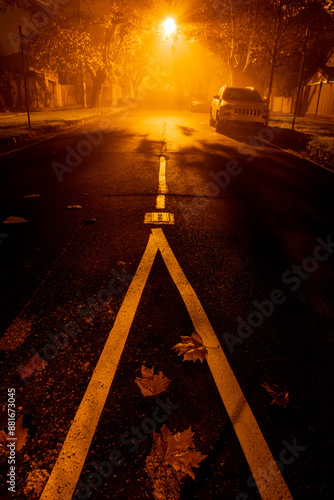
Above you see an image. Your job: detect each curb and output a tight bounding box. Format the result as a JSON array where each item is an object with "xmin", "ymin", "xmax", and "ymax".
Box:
[
  {"xmin": 258, "ymin": 138, "xmax": 334, "ymax": 174},
  {"xmin": 0, "ymin": 107, "xmax": 129, "ymax": 156}
]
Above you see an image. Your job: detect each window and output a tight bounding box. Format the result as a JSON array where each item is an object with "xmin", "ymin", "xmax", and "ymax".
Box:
[{"xmin": 223, "ymin": 88, "xmax": 263, "ymax": 102}]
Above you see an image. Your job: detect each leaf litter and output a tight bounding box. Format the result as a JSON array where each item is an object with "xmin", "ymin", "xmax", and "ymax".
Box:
[
  {"xmin": 145, "ymin": 424, "xmax": 207, "ymax": 500},
  {"xmin": 18, "ymin": 352, "xmax": 48, "ymax": 381},
  {"xmin": 172, "ymin": 332, "xmax": 209, "ymax": 363},
  {"xmin": 261, "ymin": 381, "xmax": 289, "ymax": 408},
  {"xmin": 23, "ymin": 462, "xmax": 49, "ymax": 498},
  {"xmin": 3, "ymin": 216, "xmax": 28, "ymax": 224},
  {"xmin": 0, "ymin": 415, "xmax": 29, "ymax": 454},
  {"xmin": 135, "ymin": 364, "xmax": 171, "ymax": 397}
]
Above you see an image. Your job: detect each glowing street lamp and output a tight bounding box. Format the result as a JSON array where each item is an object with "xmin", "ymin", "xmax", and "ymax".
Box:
[{"xmin": 162, "ymin": 17, "xmax": 176, "ymax": 36}]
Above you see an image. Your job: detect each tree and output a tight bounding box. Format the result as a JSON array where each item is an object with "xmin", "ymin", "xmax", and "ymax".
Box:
[
  {"xmin": 183, "ymin": 0, "xmax": 334, "ymax": 99},
  {"xmin": 2, "ymin": 0, "xmax": 156, "ymax": 107},
  {"xmin": 255, "ymin": 0, "xmax": 334, "ymax": 104}
]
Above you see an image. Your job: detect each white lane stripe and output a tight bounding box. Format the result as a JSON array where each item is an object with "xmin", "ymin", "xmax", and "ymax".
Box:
[
  {"xmin": 151, "ymin": 228, "xmax": 293, "ymax": 500},
  {"xmin": 40, "ymin": 234, "xmax": 159, "ymax": 500}
]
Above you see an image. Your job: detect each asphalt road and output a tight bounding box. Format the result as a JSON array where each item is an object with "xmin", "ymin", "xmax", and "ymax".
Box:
[{"xmin": 0, "ymin": 105, "xmax": 333, "ymax": 500}]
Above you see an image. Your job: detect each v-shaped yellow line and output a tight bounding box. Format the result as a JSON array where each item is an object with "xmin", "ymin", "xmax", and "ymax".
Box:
[{"xmin": 41, "ymin": 229, "xmax": 293, "ymax": 500}]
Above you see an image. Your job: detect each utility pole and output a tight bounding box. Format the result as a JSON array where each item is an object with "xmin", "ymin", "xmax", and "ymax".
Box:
[
  {"xmin": 19, "ymin": 25, "xmax": 31, "ymax": 129},
  {"xmin": 292, "ymin": 27, "xmax": 309, "ymax": 131}
]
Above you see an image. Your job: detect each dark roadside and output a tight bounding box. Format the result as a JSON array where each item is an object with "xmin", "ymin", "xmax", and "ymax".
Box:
[
  {"xmin": 0, "ymin": 105, "xmax": 131, "ymax": 155},
  {"xmin": 266, "ymin": 112, "xmax": 334, "ymax": 169},
  {"xmin": 1, "ymin": 106, "xmax": 334, "ymax": 170}
]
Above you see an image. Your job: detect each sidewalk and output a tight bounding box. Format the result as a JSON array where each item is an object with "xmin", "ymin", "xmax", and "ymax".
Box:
[
  {"xmin": 268, "ymin": 112, "xmax": 334, "ymax": 159},
  {"xmin": 270, "ymin": 111, "xmax": 334, "ymax": 126},
  {"xmin": 0, "ymin": 105, "xmax": 130, "ymax": 154}
]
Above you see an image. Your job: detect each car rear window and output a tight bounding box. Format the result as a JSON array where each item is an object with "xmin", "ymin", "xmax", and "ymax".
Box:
[{"xmin": 223, "ymin": 88, "xmax": 263, "ymax": 102}]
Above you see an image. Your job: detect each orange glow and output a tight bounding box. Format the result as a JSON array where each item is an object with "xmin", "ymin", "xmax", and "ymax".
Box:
[{"xmin": 162, "ymin": 17, "xmax": 176, "ymax": 35}]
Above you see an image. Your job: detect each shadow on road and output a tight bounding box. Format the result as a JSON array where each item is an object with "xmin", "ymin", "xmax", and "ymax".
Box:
[{"xmin": 214, "ymin": 123, "xmax": 312, "ymax": 153}]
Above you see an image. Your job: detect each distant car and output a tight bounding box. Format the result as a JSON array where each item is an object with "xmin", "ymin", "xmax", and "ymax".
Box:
[
  {"xmin": 187, "ymin": 93, "xmax": 210, "ymax": 112},
  {"xmin": 210, "ymin": 86, "xmax": 269, "ymax": 131}
]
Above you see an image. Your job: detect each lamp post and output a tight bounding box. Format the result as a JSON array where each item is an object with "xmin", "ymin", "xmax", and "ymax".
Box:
[
  {"xmin": 292, "ymin": 27, "xmax": 309, "ymax": 131},
  {"xmin": 19, "ymin": 25, "xmax": 31, "ymax": 129}
]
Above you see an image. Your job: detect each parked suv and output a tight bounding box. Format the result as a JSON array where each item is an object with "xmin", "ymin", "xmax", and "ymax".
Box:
[{"xmin": 210, "ymin": 86, "xmax": 269, "ymax": 131}]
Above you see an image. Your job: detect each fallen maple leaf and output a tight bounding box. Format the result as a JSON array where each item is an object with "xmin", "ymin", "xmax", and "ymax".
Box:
[
  {"xmin": 0, "ymin": 416, "xmax": 29, "ymax": 452},
  {"xmin": 161, "ymin": 425, "xmax": 207, "ymax": 479},
  {"xmin": 15, "ymin": 415, "xmax": 29, "ymax": 451},
  {"xmin": 0, "ymin": 429, "xmax": 8, "ymax": 444},
  {"xmin": 18, "ymin": 353, "xmax": 48, "ymax": 382},
  {"xmin": 145, "ymin": 424, "xmax": 207, "ymax": 499},
  {"xmin": 3, "ymin": 216, "xmax": 27, "ymax": 224},
  {"xmin": 154, "ymin": 424, "xmax": 207, "ymax": 478},
  {"xmin": 135, "ymin": 365, "xmax": 171, "ymax": 397},
  {"xmin": 261, "ymin": 382, "xmax": 289, "ymax": 408},
  {"xmin": 172, "ymin": 332, "xmax": 208, "ymax": 363}
]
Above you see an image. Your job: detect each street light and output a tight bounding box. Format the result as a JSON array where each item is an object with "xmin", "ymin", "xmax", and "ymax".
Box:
[{"xmin": 162, "ymin": 17, "xmax": 176, "ymax": 36}]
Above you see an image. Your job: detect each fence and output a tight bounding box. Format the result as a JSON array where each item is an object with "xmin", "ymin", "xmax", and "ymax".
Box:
[{"xmin": 272, "ymin": 82, "xmax": 334, "ymax": 117}]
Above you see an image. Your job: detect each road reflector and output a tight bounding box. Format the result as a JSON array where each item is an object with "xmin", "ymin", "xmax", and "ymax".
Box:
[{"xmin": 144, "ymin": 212, "xmax": 174, "ymax": 224}]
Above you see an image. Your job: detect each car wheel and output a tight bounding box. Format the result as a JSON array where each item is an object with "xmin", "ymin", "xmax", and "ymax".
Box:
[
  {"xmin": 216, "ymin": 112, "xmax": 222, "ymax": 132},
  {"xmin": 209, "ymin": 109, "xmax": 215, "ymax": 126}
]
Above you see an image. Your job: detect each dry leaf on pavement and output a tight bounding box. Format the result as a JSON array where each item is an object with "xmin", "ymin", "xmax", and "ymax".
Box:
[
  {"xmin": 0, "ymin": 429, "xmax": 8, "ymax": 444},
  {"xmin": 135, "ymin": 364, "xmax": 171, "ymax": 396},
  {"xmin": 18, "ymin": 353, "xmax": 48, "ymax": 381},
  {"xmin": 158, "ymin": 424, "xmax": 207, "ymax": 479},
  {"xmin": 145, "ymin": 424, "xmax": 207, "ymax": 499},
  {"xmin": 3, "ymin": 216, "xmax": 27, "ymax": 224},
  {"xmin": 0, "ymin": 416, "xmax": 29, "ymax": 452},
  {"xmin": 261, "ymin": 382, "xmax": 289, "ymax": 408},
  {"xmin": 15, "ymin": 415, "xmax": 30, "ymax": 451},
  {"xmin": 172, "ymin": 332, "xmax": 208, "ymax": 363}
]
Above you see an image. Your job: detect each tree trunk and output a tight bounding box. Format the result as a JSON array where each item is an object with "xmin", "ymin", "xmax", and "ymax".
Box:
[
  {"xmin": 90, "ymin": 69, "xmax": 105, "ymax": 108},
  {"xmin": 82, "ymin": 78, "xmax": 87, "ymax": 108},
  {"xmin": 266, "ymin": 5, "xmax": 282, "ymax": 108}
]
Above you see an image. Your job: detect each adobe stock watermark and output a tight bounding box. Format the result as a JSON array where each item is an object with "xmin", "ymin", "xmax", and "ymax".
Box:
[
  {"xmin": 236, "ymin": 438, "xmax": 306, "ymax": 499},
  {"xmin": 223, "ymin": 234, "xmax": 334, "ymax": 354},
  {"xmin": 17, "ymin": 267, "xmax": 133, "ymax": 385},
  {"xmin": 74, "ymin": 396, "xmax": 179, "ymax": 499},
  {"xmin": 7, "ymin": 0, "xmax": 71, "ymax": 53},
  {"xmin": 178, "ymin": 126, "xmax": 274, "ymax": 223}
]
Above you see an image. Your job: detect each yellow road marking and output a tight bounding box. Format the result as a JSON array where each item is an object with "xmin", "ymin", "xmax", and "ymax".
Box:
[
  {"xmin": 41, "ymin": 229, "xmax": 293, "ymax": 500},
  {"xmin": 156, "ymin": 194, "xmax": 165, "ymax": 209},
  {"xmin": 151, "ymin": 228, "xmax": 293, "ymax": 500},
  {"xmin": 156, "ymin": 155, "xmax": 168, "ymax": 209},
  {"xmin": 40, "ymin": 234, "xmax": 159, "ymax": 500}
]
